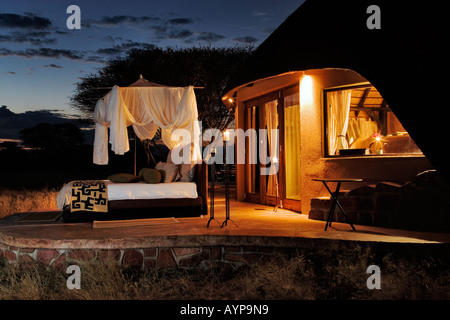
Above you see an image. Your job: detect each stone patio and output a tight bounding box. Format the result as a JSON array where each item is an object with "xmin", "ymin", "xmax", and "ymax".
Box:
[{"xmin": 1, "ymin": 186, "xmax": 450, "ymax": 270}]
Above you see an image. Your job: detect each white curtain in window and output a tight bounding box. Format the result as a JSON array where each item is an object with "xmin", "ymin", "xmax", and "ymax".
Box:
[
  {"xmin": 347, "ymin": 118, "xmax": 378, "ymax": 145},
  {"xmin": 284, "ymin": 95, "xmax": 301, "ymax": 200},
  {"xmin": 327, "ymin": 90, "xmax": 352, "ymax": 155}
]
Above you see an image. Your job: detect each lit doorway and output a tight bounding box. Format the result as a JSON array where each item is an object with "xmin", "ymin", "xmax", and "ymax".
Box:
[{"xmin": 243, "ymin": 85, "xmax": 301, "ymax": 212}]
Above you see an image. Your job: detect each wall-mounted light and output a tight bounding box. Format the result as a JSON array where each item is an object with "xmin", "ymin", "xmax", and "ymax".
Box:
[{"xmin": 300, "ymin": 74, "xmax": 313, "ymax": 106}]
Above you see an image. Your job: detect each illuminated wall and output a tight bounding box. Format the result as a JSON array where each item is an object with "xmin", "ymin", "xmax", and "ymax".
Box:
[{"xmin": 231, "ymin": 68, "xmax": 433, "ymax": 214}]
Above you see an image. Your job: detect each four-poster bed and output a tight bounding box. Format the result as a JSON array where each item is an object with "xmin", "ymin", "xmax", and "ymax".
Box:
[{"xmin": 57, "ymin": 76, "xmax": 208, "ymax": 222}]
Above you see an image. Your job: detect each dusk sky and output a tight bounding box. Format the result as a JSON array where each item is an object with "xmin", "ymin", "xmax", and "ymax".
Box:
[{"xmin": 0, "ymin": 0, "xmax": 305, "ymax": 117}]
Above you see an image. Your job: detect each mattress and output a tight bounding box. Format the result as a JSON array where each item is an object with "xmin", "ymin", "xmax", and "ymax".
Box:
[{"xmin": 56, "ymin": 180, "xmax": 198, "ymax": 210}]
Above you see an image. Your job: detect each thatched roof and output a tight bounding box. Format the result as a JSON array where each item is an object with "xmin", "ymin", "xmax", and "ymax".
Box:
[{"xmin": 225, "ymin": 0, "xmax": 448, "ymax": 180}]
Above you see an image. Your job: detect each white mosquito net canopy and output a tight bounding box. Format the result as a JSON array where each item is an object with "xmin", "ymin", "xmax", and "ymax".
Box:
[{"xmin": 93, "ymin": 76, "xmax": 202, "ymax": 165}]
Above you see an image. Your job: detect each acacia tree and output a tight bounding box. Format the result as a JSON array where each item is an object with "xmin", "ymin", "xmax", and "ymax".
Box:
[
  {"xmin": 20, "ymin": 122, "xmax": 84, "ymax": 151},
  {"xmin": 71, "ymin": 46, "xmax": 252, "ymax": 132}
]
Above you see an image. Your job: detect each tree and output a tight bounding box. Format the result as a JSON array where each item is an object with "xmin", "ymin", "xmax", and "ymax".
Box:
[
  {"xmin": 20, "ymin": 122, "xmax": 84, "ymax": 151},
  {"xmin": 70, "ymin": 46, "xmax": 253, "ymax": 132},
  {"xmin": 0, "ymin": 141, "xmax": 20, "ymax": 151}
]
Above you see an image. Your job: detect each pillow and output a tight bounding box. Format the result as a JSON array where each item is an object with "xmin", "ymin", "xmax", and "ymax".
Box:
[
  {"xmin": 155, "ymin": 161, "xmax": 179, "ymax": 183},
  {"xmin": 166, "ymin": 148, "xmax": 181, "ymax": 181},
  {"xmin": 167, "ymin": 146, "xmax": 196, "ymax": 182},
  {"xmin": 107, "ymin": 173, "xmax": 141, "ymax": 183},
  {"xmin": 142, "ymin": 169, "xmax": 162, "ymax": 184},
  {"xmin": 138, "ymin": 167, "xmax": 152, "ymax": 177},
  {"xmin": 178, "ymin": 164, "xmax": 196, "ymax": 182}
]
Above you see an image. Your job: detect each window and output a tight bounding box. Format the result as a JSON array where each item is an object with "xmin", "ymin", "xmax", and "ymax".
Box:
[{"xmin": 324, "ymin": 84, "xmax": 423, "ymax": 156}]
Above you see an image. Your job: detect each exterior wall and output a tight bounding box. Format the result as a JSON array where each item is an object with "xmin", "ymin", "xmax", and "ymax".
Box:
[{"xmin": 233, "ymin": 68, "xmax": 433, "ymax": 214}]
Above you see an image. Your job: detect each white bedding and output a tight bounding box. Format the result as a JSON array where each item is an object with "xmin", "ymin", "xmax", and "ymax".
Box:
[{"xmin": 56, "ymin": 180, "xmax": 198, "ymax": 210}]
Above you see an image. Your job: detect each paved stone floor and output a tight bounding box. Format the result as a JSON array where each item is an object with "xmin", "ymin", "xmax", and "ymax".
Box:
[{"xmin": 1, "ymin": 187, "xmax": 449, "ymax": 251}]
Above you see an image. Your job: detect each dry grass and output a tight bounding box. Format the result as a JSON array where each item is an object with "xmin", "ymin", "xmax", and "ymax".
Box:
[
  {"xmin": 1, "ymin": 247, "xmax": 449, "ymax": 300},
  {"xmin": 0, "ymin": 188, "xmax": 449, "ymax": 300},
  {"xmin": 0, "ymin": 188, "xmax": 58, "ymax": 219}
]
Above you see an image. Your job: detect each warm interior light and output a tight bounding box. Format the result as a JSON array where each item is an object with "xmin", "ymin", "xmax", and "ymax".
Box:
[
  {"xmin": 300, "ymin": 75, "xmax": 313, "ymax": 106},
  {"xmin": 223, "ymin": 130, "xmax": 230, "ymax": 142},
  {"xmin": 228, "ymin": 98, "xmax": 233, "ymax": 103},
  {"xmin": 272, "ymin": 156, "xmax": 278, "ymax": 163}
]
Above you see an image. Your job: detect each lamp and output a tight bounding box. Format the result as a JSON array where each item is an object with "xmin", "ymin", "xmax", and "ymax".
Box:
[
  {"xmin": 223, "ymin": 129, "xmax": 230, "ymax": 142},
  {"xmin": 369, "ymin": 132, "xmax": 384, "ymax": 154},
  {"xmin": 221, "ymin": 129, "xmax": 235, "ymax": 227},
  {"xmin": 207, "ymin": 146, "xmax": 220, "ymax": 227}
]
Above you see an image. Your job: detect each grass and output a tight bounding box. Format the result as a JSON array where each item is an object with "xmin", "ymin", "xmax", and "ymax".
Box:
[
  {"xmin": 0, "ymin": 246, "xmax": 449, "ymax": 300},
  {"xmin": 0, "ymin": 188, "xmax": 449, "ymax": 300},
  {"xmin": 0, "ymin": 187, "xmax": 58, "ymax": 219}
]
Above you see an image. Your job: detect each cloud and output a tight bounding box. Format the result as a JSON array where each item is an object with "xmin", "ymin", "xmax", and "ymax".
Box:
[
  {"xmin": 85, "ymin": 55, "xmax": 106, "ymax": 63},
  {"xmin": 96, "ymin": 47, "xmax": 122, "ymax": 56},
  {"xmin": 91, "ymin": 15, "xmax": 193, "ymax": 28},
  {"xmin": 87, "ymin": 14, "xmax": 195, "ymax": 43},
  {"xmin": 168, "ymin": 29, "xmax": 193, "ymax": 39},
  {"xmin": 44, "ymin": 64, "xmax": 63, "ymax": 69},
  {"xmin": 118, "ymin": 40, "xmax": 156, "ymax": 50},
  {"xmin": 169, "ymin": 18, "xmax": 194, "ymax": 25},
  {"xmin": 103, "ymin": 35, "xmax": 123, "ymax": 43},
  {"xmin": 88, "ymin": 14, "xmax": 202, "ymax": 44},
  {"xmin": 194, "ymin": 32, "xmax": 225, "ymax": 43},
  {"xmin": 0, "ymin": 47, "xmax": 84, "ymax": 61},
  {"xmin": 0, "ymin": 31, "xmax": 57, "ymax": 45},
  {"xmin": 98, "ymin": 15, "xmax": 131, "ymax": 25},
  {"xmin": 150, "ymin": 25, "xmax": 168, "ymax": 39},
  {"xmin": 90, "ymin": 15, "xmax": 161, "ymax": 27},
  {"xmin": 0, "ymin": 13, "xmax": 52, "ymax": 30},
  {"xmin": 253, "ymin": 11, "xmax": 268, "ymax": 16},
  {"xmin": 233, "ymin": 36, "xmax": 258, "ymax": 44},
  {"xmin": 94, "ymin": 40, "xmax": 156, "ymax": 59},
  {"xmin": 84, "ymin": 40, "xmax": 157, "ymax": 64}
]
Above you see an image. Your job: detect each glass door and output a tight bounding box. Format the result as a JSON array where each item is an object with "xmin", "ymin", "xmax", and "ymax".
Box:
[
  {"xmin": 282, "ymin": 87, "xmax": 301, "ymax": 211},
  {"xmin": 243, "ymin": 86, "xmax": 301, "ymax": 212},
  {"xmin": 262, "ymin": 96, "xmax": 279, "ymax": 206},
  {"xmin": 244, "ymin": 100, "xmax": 261, "ymax": 203}
]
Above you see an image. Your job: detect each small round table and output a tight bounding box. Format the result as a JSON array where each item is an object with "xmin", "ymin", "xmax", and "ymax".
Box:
[{"xmin": 312, "ymin": 178, "xmax": 363, "ymax": 231}]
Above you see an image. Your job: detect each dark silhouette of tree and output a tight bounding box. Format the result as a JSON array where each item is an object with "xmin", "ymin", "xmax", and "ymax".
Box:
[
  {"xmin": 20, "ymin": 122, "xmax": 84, "ymax": 151},
  {"xmin": 0, "ymin": 141, "xmax": 21, "ymax": 151},
  {"xmin": 70, "ymin": 46, "xmax": 252, "ymax": 132}
]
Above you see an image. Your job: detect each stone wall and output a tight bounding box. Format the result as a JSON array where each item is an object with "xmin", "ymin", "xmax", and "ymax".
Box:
[
  {"xmin": 309, "ymin": 170, "xmax": 450, "ymax": 232},
  {"xmin": 0, "ymin": 243, "xmax": 295, "ymax": 271}
]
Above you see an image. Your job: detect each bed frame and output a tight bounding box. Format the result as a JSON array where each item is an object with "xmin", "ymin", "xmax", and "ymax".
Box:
[{"xmin": 62, "ymin": 161, "xmax": 208, "ymax": 223}]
